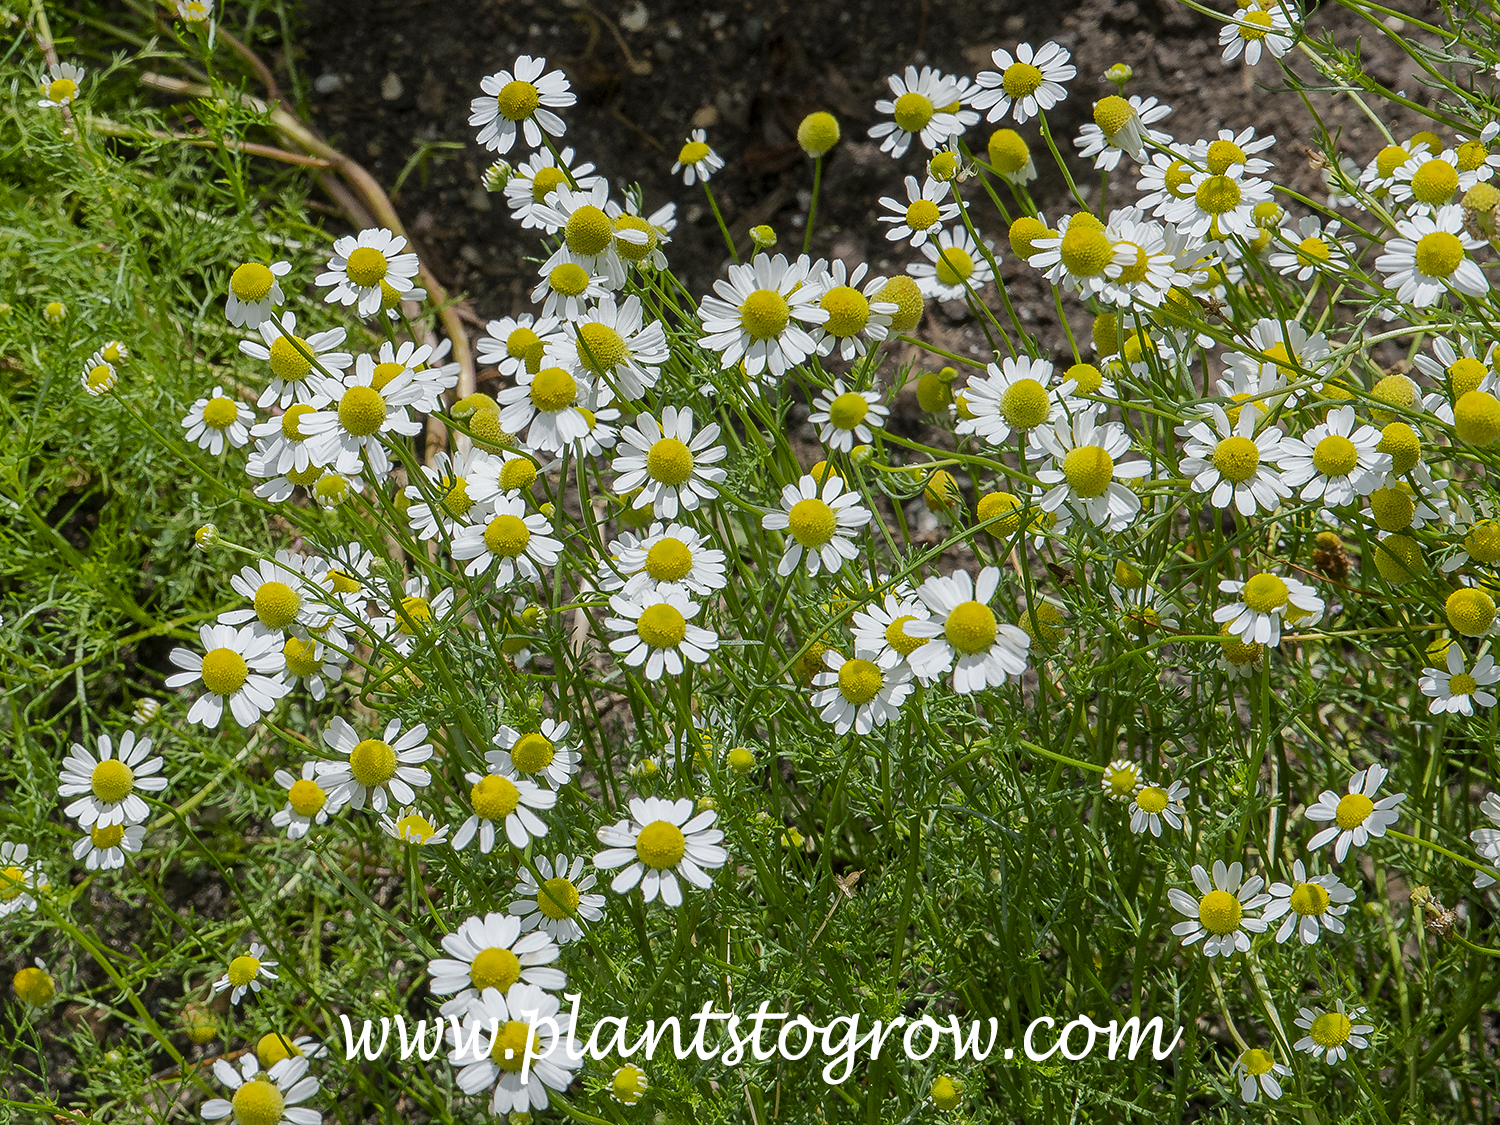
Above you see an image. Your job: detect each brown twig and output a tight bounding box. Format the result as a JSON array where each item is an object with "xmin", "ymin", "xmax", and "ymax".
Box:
[{"xmin": 87, "ymin": 115, "xmax": 331, "ymax": 167}]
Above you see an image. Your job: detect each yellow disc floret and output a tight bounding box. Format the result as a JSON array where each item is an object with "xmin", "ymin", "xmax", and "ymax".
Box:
[
  {"xmin": 349, "ymin": 739, "xmax": 397, "ymax": 787},
  {"xmin": 1447, "ymin": 587, "xmax": 1497, "ymax": 635},
  {"xmin": 1455, "ymin": 390, "xmax": 1500, "ymax": 444},
  {"xmin": 91, "ymin": 758, "xmax": 135, "ymax": 803},
  {"xmin": 1213, "ymin": 435, "xmax": 1261, "ymax": 483},
  {"xmin": 230, "ymin": 1079, "xmax": 285, "ymax": 1125},
  {"xmin": 637, "ymin": 604, "xmax": 687, "ymax": 649},
  {"xmin": 636, "ymin": 820, "xmax": 687, "ymax": 868},
  {"xmin": 1062, "ymin": 446, "xmax": 1115, "ymax": 497},
  {"xmin": 944, "ymin": 602, "xmax": 997, "ymax": 655},
  {"xmin": 496, "ymin": 80, "xmax": 540, "ymax": 121},
  {"xmin": 200, "ymin": 648, "xmax": 249, "ymax": 697},
  {"xmin": 1197, "ymin": 889, "xmax": 1242, "ymax": 935}
]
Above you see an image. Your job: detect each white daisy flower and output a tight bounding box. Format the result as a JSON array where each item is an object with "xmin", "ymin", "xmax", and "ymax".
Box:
[
  {"xmin": 1468, "ymin": 792, "xmax": 1500, "ymax": 888},
  {"xmin": 868, "ymin": 66, "xmax": 967, "ymax": 157},
  {"xmin": 810, "ymin": 259, "xmax": 898, "ymax": 361},
  {"xmin": 470, "ymin": 55, "xmax": 574, "ymax": 155},
  {"xmin": 59, "ymin": 731, "xmax": 166, "ymax": 829},
  {"xmin": 810, "ymin": 648, "xmax": 914, "ymax": 735},
  {"xmin": 1161, "ymin": 166, "xmax": 1274, "ymax": 241},
  {"xmin": 212, "ymin": 942, "xmax": 279, "ymax": 1004},
  {"xmin": 1028, "ymin": 212, "xmax": 1124, "ymax": 297},
  {"xmin": 453, "ymin": 771, "xmax": 557, "ymax": 853},
  {"xmin": 498, "ymin": 364, "xmax": 593, "ymax": 453},
  {"xmin": 0, "ymin": 843, "xmax": 44, "ymax": 916},
  {"xmin": 1074, "ymin": 95, "xmax": 1172, "ymax": 170},
  {"xmin": 1375, "ymin": 204, "xmax": 1489, "ymax": 307},
  {"xmin": 389, "ymin": 337, "xmax": 457, "ymax": 415},
  {"xmin": 972, "ymin": 42, "xmax": 1076, "ymax": 123},
  {"xmin": 530, "ymin": 256, "xmax": 610, "ymax": 321},
  {"xmin": 1101, "ymin": 759, "xmax": 1144, "ymax": 802},
  {"xmin": 1420, "ymin": 644, "xmax": 1500, "ymax": 714},
  {"xmin": 38, "ymin": 62, "xmax": 85, "ymax": 108},
  {"xmin": 1168, "ymin": 860, "xmax": 1270, "ymax": 957},
  {"xmin": 270, "ymin": 762, "xmax": 346, "ymax": 840},
  {"xmin": 241, "ymin": 312, "xmax": 348, "ymax": 409},
  {"xmin": 247, "ymin": 405, "xmax": 342, "ymax": 485},
  {"xmin": 175, "ymin": 0, "xmax": 212, "ymax": 22},
  {"xmin": 1178, "ymin": 403, "xmax": 1290, "ymax": 515},
  {"xmin": 72, "ymin": 822, "xmax": 145, "ymax": 872},
  {"xmin": 1360, "ymin": 137, "xmax": 1431, "ymax": 193},
  {"xmin": 672, "ymin": 129, "xmax": 724, "ymax": 184},
  {"xmin": 477, "ymin": 313, "xmax": 564, "ymax": 381},
  {"xmin": 761, "ymin": 473, "xmax": 872, "ymax": 577},
  {"xmin": 534, "ymin": 180, "xmax": 628, "ymax": 290},
  {"xmin": 1219, "ymin": 6, "xmax": 1294, "ymax": 67},
  {"xmin": 366, "ymin": 576, "xmax": 457, "ymax": 656},
  {"xmin": 1214, "ymin": 572, "xmax": 1323, "ymax": 647},
  {"xmin": 1233, "ymin": 1048, "xmax": 1291, "ymax": 1103},
  {"xmin": 1134, "ymin": 148, "xmax": 1200, "ymax": 215},
  {"xmin": 220, "ymin": 551, "xmax": 332, "ymax": 639},
  {"xmin": 604, "ymin": 587, "xmax": 719, "ymax": 681},
  {"xmin": 878, "ymin": 175, "xmax": 960, "ymax": 247},
  {"xmin": 575, "ymin": 390, "xmax": 622, "ymax": 457},
  {"xmin": 299, "ymin": 355, "xmax": 425, "ymax": 481},
  {"xmin": 1030, "ymin": 408, "xmax": 1151, "ymax": 532},
  {"xmin": 80, "ymin": 355, "xmax": 118, "ymax": 397},
  {"xmin": 1128, "ymin": 779, "xmax": 1188, "ymax": 837},
  {"xmin": 225, "ymin": 259, "xmax": 292, "ymax": 328},
  {"xmin": 606, "ymin": 194, "xmax": 677, "ymax": 271},
  {"xmin": 698, "ymin": 252, "xmax": 827, "ymax": 383},
  {"xmin": 611, "ymin": 405, "xmax": 728, "ymax": 518},
  {"xmin": 1412, "ymin": 336, "xmax": 1495, "ymax": 423},
  {"xmin": 451, "ymin": 496, "xmax": 562, "ymax": 585},
  {"xmin": 905, "ymin": 567, "xmax": 1030, "ymax": 693},
  {"xmin": 600, "ymin": 522, "xmax": 728, "ymax": 597},
  {"xmin": 200, "ymin": 1054, "xmax": 319, "ymax": 1125},
  {"xmin": 447, "ymin": 983, "xmax": 582, "ymax": 1114},
  {"xmin": 167, "ymin": 623, "xmax": 289, "ymax": 729},
  {"xmin": 488, "ymin": 719, "xmax": 581, "ymax": 789},
  {"xmin": 1221, "ymin": 317, "xmax": 1330, "ymax": 401},
  {"xmin": 404, "ymin": 448, "xmax": 497, "ymax": 541},
  {"xmin": 504, "ymin": 147, "xmax": 599, "ymax": 230},
  {"xmin": 1096, "ymin": 208, "xmax": 1181, "ymax": 307},
  {"xmin": 907, "ymin": 226, "xmax": 996, "ymax": 301},
  {"xmin": 549, "ymin": 293, "xmax": 668, "ymax": 399},
  {"xmin": 1292, "ymin": 1001, "xmax": 1373, "ymax": 1066},
  {"xmin": 181, "ymin": 385, "xmax": 254, "ymax": 454},
  {"xmin": 1268, "ymin": 215, "xmax": 1350, "ymax": 280},
  {"xmin": 594, "ymin": 796, "xmax": 728, "ymax": 906},
  {"xmin": 380, "ymin": 806, "xmax": 450, "ymax": 846},
  {"xmin": 957, "ymin": 355, "xmax": 1067, "ymax": 446},
  {"xmin": 1111, "ymin": 584, "xmax": 1181, "ymax": 639},
  {"xmin": 809, "ymin": 379, "xmax": 889, "ymax": 452},
  {"xmin": 1277, "ymin": 404, "xmax": 1390, "ymax": 505},
  {"xmin": 510, "ymin": 854, "xmax": 605, "ymax": 944},
  {"xmin": 1389, "ymin": 147, "xmax": 1462, "ymax": 214},
  {"xmin": 1305, "ymin": 763, "xmax": 1405, "ymax": 861},
  {"xmin": 1263, "ymin": 860, "xmax": 1356, "ymax": 944},
  {"xmin": 1189, "ymin": 126, "xmax": 1277, "ymax": 177},
  {"xmin": 315, "ymin": 227, "xmax": 420, "ymax": 318},
  {"xmin": 431, "ymin": 912, "xmax": 568, "ymax": 1012},
  {"xmin": 315, "ymin": 717, "xmax": 433, "ymax": 814}
]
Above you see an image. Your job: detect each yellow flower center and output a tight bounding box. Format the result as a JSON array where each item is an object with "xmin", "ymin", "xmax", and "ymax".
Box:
[
  {"xmin": 527, "ymin": 366, "xmax": 577, "ymax": 412},
  {"xmin": 820, "ymin": 285, "xmax": 871, "ymax": 337},
  {"xmin": 490, "ymin": 1020, "xmax": 537, "ymax": 1071},
  {"xmin": 636, "ymin": 820, "xmax": 688, "ymax": 869},
  {"xmin": 1104, "ymin": 764, "xmax": 1139, "ymax": 797},
  {"xmin": 564, "ymin": 205, "xmax": 615, "ymax": 257},
  {"xmin": 1062, "ymin": 445, "xmax": 1115, "ymax": 497},
  {"xmin": 91, "ymin": 758, "xmax": 135, "ymax": 803},
  {"xmin": 200, "ymin": 648, "xmax": 250, "ymax": 696},
  {"xmin": 548, "ymin": 262, "xmax": 591, "ymax": 297},
  {"xmin": 1312, "ymin": 433, "xmax": 1359, "ymax": 476},
  {"xmin": 520, "ymin": 168, "xmax": 563, "ymax": 206},
  {"xmin": 338, "ymin": 385, "xmax": 387, "ymax": 436},
  {"xmin": 892, "ymin": 91, "xmax": 935, "ymax": 132},
  {"xmin": 1369, "ymin": 486, "xmax": 1415, "ymax": 531},
  {"xmin": 1241, "ymin": 1048, "xmax": 1274, "ymax": 1076},
  {"xmin": 740, "ymin": 288, "xmax": 791, "ymax": 339},
  {"xmin": 1376, "ymin": 144, "xmax": 1410, "ymax": 178},
  {"xmin": 91, "ymin": 823, "xmax": 125, "ymax": 849},
  {"xmin": 1456, "ymin": 390, "xmax": 1500, "ymax": 444},
  {"xmin": 1289, "ymin": 881, "xmax": 1331, "ymax": 916},
  {"xmin": 645, "ymin": 538, "xmax": 694, "ymax": 581},
  {"xmin": 1163, "ymin": 159, "xmax": 1196, "ymax": 199},
  {"xmin": 828, "ymin": 392, "xmax": 869, "ymax": 430},
  {"xmin": 538, "ymin": 876, "xmax": 581, "ymax": 919},
  {"xmin": 1309, "ymin": 1012, "xmax": 1352, "ymax": 1049},
  {"xmin": 510, "ymin": 732, "xmax": 556, "ymax": 774},
  {"xmin": 85, "ymin": 364, "xmax": 115, "ymax": 393},
  {"xmin": 202, "ymin": 397, "xmax": 240, "ymax": 430},
  {"xmin": 253, "ymin": 580, "xmax": 301, "ymax": 629},
  {"xmin": 1213, "ymin": 435, "xmax": 1261, "ymax": 483},
  {"xmin": 1093, "ymin": 95, "xmax": 1133, "ymax": 137},
  {"xmin": 787, "ymin": 497, "xmax": 837, "ymax": 546},
  {"xmin": 905, "ymin": 198, "xmax": 942, "ymax": 230},
  {"xmin": 679, "ymin": 140, "xmax": 711, "ymax": 165},
  {"xmin": 506, "ymin": 327, "xmax": 541, "ymax": 359},
  {"xmin": 1459, "ymin": 140, "xmax": 1490, "ymax": 171},
  {"xmin": 230, "ymin": 262, "xmax": 275, "ymax": 302},
  {"xmin": 256, "ymin": 1032, "xmax": 305, "ymax": 1068},
  {"xmin": 884, "ymin": 615, "xmax": 928, "ymax": 656},
  {"xmin": 1197, "ymin": 889, "xmax": 1242, "ymax": 935},
  {"xmin": 227, "ymin": 955, "xmax": 261, "ymax": 988},
  {"xmin": 47, "ymin": 77, "xmax": 79, "ymax": 102},
  {"xmin": 1448, "ymin": 587, "xmax": 1497, "ymax": 635},
  {"xmin": 230, "ymin": 1078, "xmax": 286, "ymax": 1125},
  {"xmin": 1449, "ymin": 357, "xmax": 1489, "ymax": 399},
  {"xmin": 265, "ymin": 337, "xmax": 311, "ymax": 384},
  {"xmin": 13, "ymin": 966, "xmax": 54, "ymax": 1006},
  {"xmin": 1238, "ymin": 9, "xmax": 1273, "ymax": 37},
  {"xmin": 646, "ymin": 437, "xmax": 695, "ymax": 484},
  {"xmin": 1113, "ymin": 242, "xmax": 1151, "ymax": 284},
  {"xmin": 1002, "ymin": 61, "xmax": 1045, "ymax": 97},
  {"xmin": 1467, "ymin": 519, "xmax": 1500, "ymax": 562},
  {"xmin": 1059, "ymin": 225, "xmax": 1114, "ymax": 277},
  {"xmin": 369, "ymin": 361, "xmax": 406, "ymax": 391},
  {"xmin": 837, "ymin": 658, "xmax": 884, "ymax": 704},
  {"xmin": 0, "ymin": 866, "xmax": 24, "ymax": 901},
  {"xmin": 349, "ymin": 739, "xmax": 397, "ymax": 787},
  {"xmin": 929, "ymin": 246, "xmax": 973, "ymax": 288},
  {"xmin": 1414, "ymin": 230, "xmax": 1464, "ymax": 278},
  {"xmin": 496, "ymin": 79, "xmax": 541, "ymax": 121},
  {"xmin": 1378, "ymin": 422, "xmax": 1421, "ymax": 474},
  {"xmin": 1451, "ymin": 671, "xmax": 1479, "ymax": 695},
  {"xmin": 501, "ymin": 457, "xmax": 538, "ymax": 492},
  {"xmin": 1135, "ymin": 785, "xmax": 1169, "ymax": 814},
  {"xmin": 1195, "ymin": 175, "xmax": 1243, "ymax": 216},
  {"xmin": 1066, "ymin": 363, "xmax": 1103, "ymax": 395},
  {"xmin": 637, "ymin": 603, "xmax": 687, "ymax": 648},
  {"xmin": 1241, "ymin": 573, "xmax": 1289, "ymax": 613},
  {"xmin": 1295, "ymin": 236, "xmax": 1331, "ymax": 265},
  {"xmin": 1335, "ymin": 792, "xmax": 1375, "ymax": 829},
  {"xmin": 344, "ymin": 246, "xmax": 389, "ymax": 289},
  {"xmin": 482, "ymin": 514, "xmax": 531, "ymax": 559},
  {"xmin": 287, "ymin": 777, "xmax": 327, "ymax": 817},
  {"xmin": 271, "ymin": 405, "xmax": 311, "ymax": 445},
  {"xmin": 614, "ymin": 214, "xmax": 660, "ymax": 261},
  {"xmin": 572, "ymin": 324, "xmax": 627, "ymax": 377},
  {"xmin": 944, "ymin": 601, "xmax": 997, "ymax": 655},
  {"xmin": 1207, "ymin": 140, "xmax": 1249, "ymax": 175},
  {"xmin": 1411, "ymin": 159, "xmax": 1459, "ymax": 206},
  {"xmin": 1000, "ymin": 378, "xmax": 1051, "ymax": 429}
]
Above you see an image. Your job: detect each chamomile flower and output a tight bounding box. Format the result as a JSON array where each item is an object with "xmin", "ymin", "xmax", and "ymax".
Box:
[
  {"xmin": 300, "ymin": 356, "xmax": 425, "ymax": 481},
  {"xmin": 603, "ymin": 522, "xmax": 728, "ymax": 597},
  {"xmin": 200, "ymin": 1054, "xmax": 319, "ymax": 1125},
  {"xmin": 1134, "ymin": 148, "xmax": 1199, "ymax": 215},
  {"xmin": 1233, "ymin": 1049, "xmax": 1291, "ymax": 1103},
  {"xmin": 241, "ymin": 312, "xmax": 348, "ymax": 409},
  {"xmin": 167, "ymin": 623, "xmax": 289, "ymax": 729},
  {"xmin": 907, "ymin": 227, "xmax": 996, "ymax": 301},
  {"xmin": 1178, "ymin": 403, "xmax": 1290, "ymax": 515},
  {"xmin": 59, "ymin": 731, "xmax": 167, "ymax": 829},
  {"xmin": 451, "ymin": 496, "xmax": 562, "ymax": 584},
  {"xmin": 1168, "ymin": 860, "xmax": 1270, "ymax": 956},
  {"xmin": 1277, "ymin": 405, "xmax": 1390, "ymax": 505},
  {"xmin": 1420, "ymin": 644, "xmax": 1499, "ymax": 714},
  {"xmin": 453, "ymin": 772, "xmax": 556, "ymax": 853},
  {"xmin": 213, "ymin": 942, "xmax": 278, "ymax": 1004},
  {"xmin": 270, "ymin": 762, "xmax": 345, "ymax": 839},
  {"xmin": 535, "ymin": 181, "xmax": 628, "ymax": 290},
  {"xmin": 972, "ymin": 42, "xmax": 1076, "ymax": 124},
  {"xmin": 810, "ymin": 648, "xmax": 914, "ymax": 735},
  {"xmin": 849, "ymin": 590, "xmax": 934, "ymax": 679},
  {"xmin": 1389, "ymin": 147, "xmax": 1462, "ymax": 213},
  {"xmin": 368, "ymin": 576, "xmax": 457, "ymax": 656},
  {"xmin": 504, "ymin": 147, "xmax": 599, "ymax": 230},
  {"xmin": 672, "ymin": 129, "xmax": 723, "ymax": 184},
  {"xmin": 1074, "ymin": 95, "xmax": 1172, "ymax": 170},
  {"xmin": 869, "ymin": 66, "xmax": 967, "ymax": 157},
  {"xmin": 1129, "ymin": 779, "xmax": 1188, "ymax": 836},
  {"xmin": 0, "ymin": 843, "xmax": 43, "ymax": 916},
  {"xmin": 447, "ymin": 983, "xmax": 582, "ymax": 1114},
  {"xmin": 1263, "ymin": 860, "xmax": 1355, "ymax": 944},
  {"xmin": 958, "ymin": 355, "xmax": 1066, "ymax": 445},
  {"xmin": 403, "ymin": 448, "xmax": 495, "ymax": 541},
  {"xmin": 594, "ymin": 796, "xmax": 728, "ymax": 905},
  {"xmin": 611, "ymin": 405, "xmax": 728, "ymax": 518},
  {"xmin": 38, "ymin": 62, "xmax": 84, "ymax": 108},
  {"xmin": 470, "ymin": 55, "xmax": 574, "ymax": 155},
  {"xmin": 1375, "ymin": 205, "xmax": 1489, "ymax": 307},
  {"xmin": 175, "ymin": 0, "xmax": 212, "ymax": 21},
  {"xmin": 510, "ymin": 854, "xmax": 605, "ymax": 944},
  {"xmin": 1101, "ymin": 759, "xmax": 1143, "ymax": 802},
  {"xmin": 381, "ymin": 806, "xmax": 450, "ymax": 846},
  {"xmin": 878, "ymin": 176, "xmax": 960, "ymax": 247},
  {"xmin": 316, "ymin": 228, "xmax": 420, "ymax": 318},
  {"xmin": 607, "ymin": 194, "xmax": 677, "ymax": 271},
  {"xmin": 905, "ymin": 567, "xmax": 1030, "ymax": 693},
  {"xmin": 80, "ymin": 357, "xmax": 117, "ymax": 396},
  {"xmin": 1221, "ymin": 318, "xmax": 1330, "ymax": 400},
  {"xmin": 477, "ymin": 313, "xmax": 564, "ymax": 380},
  {"xmin": 609, "ymin": 1064, "xmax": 650, "ymax": 1106},
  {"xmin": 72, "ymin": 821, "xmax": 144, "ymax": 871},
  {"xmin": 550, "ymin": 293, "xmax": 668, "ymax": 398},
  {"xmin": 386, "ymin": 338, "xmax": 455, "ymax": 415},
  {"xmin": 181, "ymin": 386, "xmax": 253, "ymax": 454},
  {"xmin": 1219, "ymin": 6, "xmax": 1294, "ymax": 67},
  {"xmin": 1162, "ymin": 166, "xmax": 1274, "ymax": 241},
  {"xmin": 1412, "ymin": 336, "xmax": 1496, "ymax": 423},
  {"xmin": 221, "ymin": 551, "xmax": 331, "ymax": 639},
  {"xmin": 1028, "ymin": 213, "xmax": 1120, "ymax": 296},
  {"xmin": 1305, "ymin": 763, "xmax": 1405, "ymax": 861},
  {"xmin": 605, "ymin": 588, "xmax": 719, "ymax": 681},
  {"xmin": 809, "ymin": 379, "xmax": 889, "ymax": 451},
  {"xmin": 811, "ymin": 260, "xmax": 898, "ymax": 361},
  {"xmin": 1098, "ymin": 209, "xmax": 1180, "ymax": 307},
  {"xmin": 1269, "ymin": 216, "xmax": 1350, "ymax": 280},
  {"xmin": 762, "ymin": 473, "xmax": 872, "ymax": 577},
  {"xmin": 698, "ymin": 253, "xmax": 827, "ymax": 382},
  {"xmin": 489, "ymin": 720, "xmax": 581, "ymax": 789},
  {"xmin": 531, "ymin": 258, "xmax": 610, "ymax": 321},
  {"xmin": 1030, "ymin": 409, "xmax": 1151, "ymax": 531},
  {"xmin": 1214, "ymin": 572, "xmax": 1323, "ymax": 647},
  {"xmin": 1293, "ymin": 1001, "xmax": 1372, "ymax": 1065},
  {"xmin": 316, "ymin": 717, "xmax": 433, "ymax": 814},
  {"xmin": 1469, "ymin": 792, "xmax": 1500, "ymax": 887}
]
